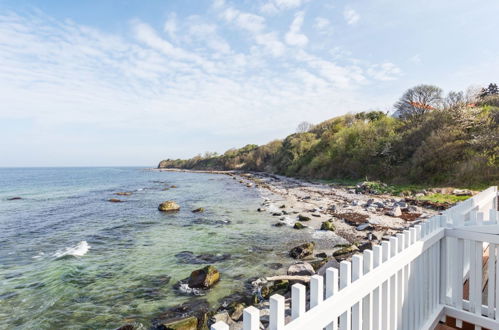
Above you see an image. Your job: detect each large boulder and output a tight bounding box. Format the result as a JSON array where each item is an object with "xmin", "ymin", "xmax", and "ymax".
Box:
[
  {"xmin": 159, "ymin": 201, "xmax": 180, "ymax": 212},
  {"xmin": 289, "ymin": 242, "xmax": 315, "ymax": 259},
  {"xmin": 188, "ymin": 265, "xmax": 220, "ymax": 289},
  {"xmin": 287, "ymin": 262, "xmax": 315, "ymax": 276}
]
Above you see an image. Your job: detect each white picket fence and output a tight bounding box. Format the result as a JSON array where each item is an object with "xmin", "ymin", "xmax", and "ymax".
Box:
[{"xmin": 212, "ymin": 186, "xmax": 499, "ymax": 330}]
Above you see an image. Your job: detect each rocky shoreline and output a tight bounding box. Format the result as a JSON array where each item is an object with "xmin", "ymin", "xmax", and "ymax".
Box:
[{"xmin": 124, "ymin": 169, "xmax": 445, "ymax": 330}]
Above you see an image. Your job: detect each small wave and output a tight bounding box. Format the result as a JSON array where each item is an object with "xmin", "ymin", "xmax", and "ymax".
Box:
[
  {"xmin": 32, "ymin": 252, "xmax": 45, "ymax": 259},
  {"xmin": 176, "ymin": 282, "xmax": 204, "ymax": 296},
  {"xmin": 53, "ymin": 241, "xmax": 90, "ymax": 258}
]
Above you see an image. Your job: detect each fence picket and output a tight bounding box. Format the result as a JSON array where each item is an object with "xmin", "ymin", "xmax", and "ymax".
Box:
[
  {"xmin": 243, "ymin": 306, "xmax": 260, "ymax": 330},
  {"xmin": 487, "ymin": 243, "xmax": 496, "ymax": 318},
  {"xmin": 325, "ymin": 268, "xmax": 339, "ymax": 330},
  {"xmin": 381, "ymin": 241, "xmax": 391, "ymax": 330},
  {"xmin": 372, "ymin": 245, "xmax": 382, "ymax": 330},
  {"xmin": 496, "ymin": 245, "xmax": 499, "ymax": 320},
  {"xmin": 269, "ymin": 294, "xmax": 285, "ymax": 330},
  {"xmin": 211, "ymin": 321, "xmax": 229, "ymax": 330},
  {"xmin": 362, "ymin": 250, "xmax": 373, "ymax": 330},
  {"xmin": 291, "ymin": 284, "xmax": 305, "ymax": 320},
  {"xmin": 389, "ymin": 237, "xmax": 398, "ymax": 330},
  {"xmin": 339, "ymin": 261, "xmax": 352, "ymax": 330},
  {"xmin": 351, "ymin": 255, "xmax": 363, "ymax": 330},
  {"xmin": 310, "ymin": 275, "xmax": 324, "ymax": 308}
]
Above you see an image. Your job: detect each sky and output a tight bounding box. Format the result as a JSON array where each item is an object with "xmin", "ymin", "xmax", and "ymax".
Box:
[{"xmin": 1, "ymin": 0, "xmax": 498, "ymax": 167}]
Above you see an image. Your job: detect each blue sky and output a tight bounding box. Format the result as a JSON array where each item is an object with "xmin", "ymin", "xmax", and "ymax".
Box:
[{"xmin": 1, "ymin": 0, "xmax": 498, "ymax": 166}]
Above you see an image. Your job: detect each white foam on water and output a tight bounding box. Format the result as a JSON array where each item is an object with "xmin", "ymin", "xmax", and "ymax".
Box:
[
  {"xmin": 32, "ymin": 252, "xmax": 45, "ymax": 259},
  {"xmin": 53, "ymin": 241, "xmax": 90, "ymax": 258},
  {"xmin": 178, "ymin": 283, "xmax": 203, "ymax": 296}
]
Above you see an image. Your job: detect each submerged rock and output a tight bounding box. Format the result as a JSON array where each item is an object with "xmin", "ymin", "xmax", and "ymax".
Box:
[
  {"xmin": 289, "ymin": 242, "xmax": 315, "ymax": 259},
  {"xmin": 115, "ymin": 192, "xmax": 132, "ymax": 196},
  {"xmin": 152, "ymin": 300, "xmax": 209, "ymax": 329},
  {"xmin": 160, "ymin": 316, "xmax": 198, "ymax": 330},
  {"xmin": 158, "ymin": 201, "xmax": 180, "ymax": 212},
  {"xmin": 287, "ymin": 262, "xmax": 315, "ymax": 276},
  {"xmin": 7, "ymin": 197, "xmax": 22, "ymax": 201},
  {"xmin": 188, "ymin": 265, "xmax": 220, "ymax": 289},
  {"xmin": 191, "ymin": 207, "xmax": 205, "ymax": 213},
  {"xmin": 175, "ymin": 251, "xmax": 231, "ymax": 264}
]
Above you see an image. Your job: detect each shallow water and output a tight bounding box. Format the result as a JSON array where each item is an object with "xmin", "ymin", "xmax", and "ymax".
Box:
[{"xmin": 0, "ymin": 168, "xmax": 316, "ymax": 329}]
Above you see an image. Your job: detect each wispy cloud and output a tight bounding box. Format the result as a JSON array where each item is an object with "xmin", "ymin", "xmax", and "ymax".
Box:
[
  {"xmin": 367, "ymin": 62, "xmax": 402, "ymax": 81},
  {"xmin": 260, "ymin": 0, "xmax": 310, "ymax": 14},
  {"xmin": 343, "ymin": 8, "xmax": 360, "ymax": 25},
  {"xmin": 314, "ymin": 17, "xmax": 330, "ymax": 31},
  {"xmin": 285, "ymin": 11, "xmax": 308, "ymax": 47},
  {"xmin": 0, "ymin": 3, "xmax": 404, "ymax": 165}
]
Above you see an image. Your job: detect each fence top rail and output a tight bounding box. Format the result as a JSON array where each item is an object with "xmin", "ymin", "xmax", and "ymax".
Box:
[
  {"xmin": 445, "ymin": 227, "xmax": 499, "ymax": 244},
  {"xmin": 442, "ymin": 186, "xmax": 497, "ymax": 218}
]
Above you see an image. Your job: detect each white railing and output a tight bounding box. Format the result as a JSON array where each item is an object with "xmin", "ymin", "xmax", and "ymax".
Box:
[{"xmin": 211, "ymin": 186, "xmax": 499, "ymax": 330}]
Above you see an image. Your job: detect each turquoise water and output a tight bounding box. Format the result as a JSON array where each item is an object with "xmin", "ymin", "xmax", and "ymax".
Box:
[{"xmin": 0, "ymin": 168, "xmax": 304, "ymax": 329}]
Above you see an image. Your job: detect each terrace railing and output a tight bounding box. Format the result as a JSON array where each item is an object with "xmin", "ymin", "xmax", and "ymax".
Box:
[{"xmin": 211, "ymin": 186, "xmax": 499, "ymax": 330}]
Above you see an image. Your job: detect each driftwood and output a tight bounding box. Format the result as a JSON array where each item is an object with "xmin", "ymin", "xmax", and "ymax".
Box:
[{"xmin": 264, "ymin": 275, "xmax": 311, "ymax": 283}]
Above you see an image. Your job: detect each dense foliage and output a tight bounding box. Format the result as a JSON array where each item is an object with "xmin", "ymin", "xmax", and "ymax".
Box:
[{"xmin": 159, "ymin": 85, "xmax": 499, "ymax": 186}]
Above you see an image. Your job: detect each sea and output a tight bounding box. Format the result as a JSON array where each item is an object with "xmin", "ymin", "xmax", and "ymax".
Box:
[{"xmin": 0, "ymin": 167, "xmax": 311, "ymax": 329}]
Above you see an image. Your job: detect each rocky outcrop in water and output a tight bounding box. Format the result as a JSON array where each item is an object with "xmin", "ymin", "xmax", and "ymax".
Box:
[
  {"xmin": 289, "ymin": 242, "xmax": 315, "ymax": 259},
  {"xmin": 191, "ymin": 207, "xmax": 204, "ymax": 213},
  {"xmin": 158, "ymin": 201, "xmax": 180, "ymax": 212},
  {"xmin": 151, "ymin": 300, "xmax": 210, "ymax": 330},
  {"xmin": 188, "ymin": 265, "xmax": 220, "ymax": 289},
  {"xmin": 108, "ymin": 198, "xmax": 124, "ymax": 203}
]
